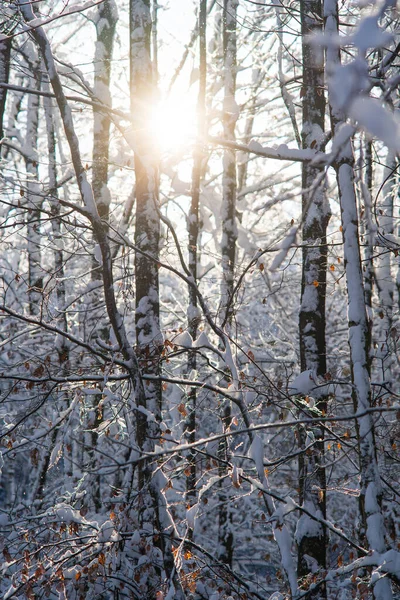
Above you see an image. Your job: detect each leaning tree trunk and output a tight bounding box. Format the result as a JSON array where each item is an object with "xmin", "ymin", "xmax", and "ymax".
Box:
[
  {"xmin": 297, "ymin": 1, "xmax": 330, "ymax": 592},
  {"xmin": 325, "ymin": 2, "xmax": 392, "ymax": 599}
]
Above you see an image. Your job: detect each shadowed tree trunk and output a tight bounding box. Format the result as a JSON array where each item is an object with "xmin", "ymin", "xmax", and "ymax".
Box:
[
  {"xmin": 185, "ymin": 0, "xmax": 207, "ymax": 535},
  {"xmin": 361, "ymin": 139, "xmax": 374, "ymax": 367},
  {"xmin": 375, "ymin": 151, "xmax": 395, "ymax": 386},
  {"xmin": 0, "ymin": 28, "xmax": 11, "ymax": 140},
  {"xmin": 297, "ymin": 2, "xmax": 329, "ymax": 592},
  {"xmin": 24, "ymin": 51, "xmax": 43, "ymax": 317}
]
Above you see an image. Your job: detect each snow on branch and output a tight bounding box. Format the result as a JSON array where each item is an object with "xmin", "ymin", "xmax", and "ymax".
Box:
[{"xmin": 208, "ymin": 136, "xmax": 327, "ymax": 164}]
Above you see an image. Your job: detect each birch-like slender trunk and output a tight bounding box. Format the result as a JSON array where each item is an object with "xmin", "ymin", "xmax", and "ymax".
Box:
[
  {"xmin": 325, "ymin": 3, "xmax": 392, "ymax": 598},
  {"xmin": 92, "ymin": 0, "xmax": 117, "ymax": 229},
  {"xmin": 0, "ymin": 24, "xmax": 17, "ymax": 508},
  {"xmin": 220, "ymin": 0, "xmax": 238, "ymax": 325},
  {"xmin": 297, "ymin": 2, "xmax": 330, "ymax": 592}
]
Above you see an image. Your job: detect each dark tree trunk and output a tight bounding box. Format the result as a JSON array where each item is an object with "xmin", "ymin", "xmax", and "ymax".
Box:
[
  {"xmin": 0, "ymin": 34, "xmax": 11, "ymax": 140},
  {"xmin": 129, "ymin": 3, "xmax": 184, "ymax": 596},
  {"xmin": 217, "ymin": 0, "xmax": 238, "ymax": 567},
  {"xmin": 297, "ymin": 2, "xmax": 329, "ymax": 592},
  {"xmin": 185, "ymin": 0, "xmax": 207, "ymax": 532}
]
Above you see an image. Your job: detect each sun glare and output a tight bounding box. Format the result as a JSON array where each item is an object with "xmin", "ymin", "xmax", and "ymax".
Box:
[{"xmin": 149, "ymin": 93, "xmax": 197, "ymax": 153}]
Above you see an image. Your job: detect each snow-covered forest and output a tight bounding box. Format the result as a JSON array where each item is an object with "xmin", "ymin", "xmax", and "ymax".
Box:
[{"xmin": 0, "ymin": 0, "xmax": 400, "ymax": 598}]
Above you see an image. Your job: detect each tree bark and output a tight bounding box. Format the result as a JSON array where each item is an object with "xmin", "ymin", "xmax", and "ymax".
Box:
[
  {"xmin": 217, "ymin": 0, "xmax": 238, "ymax": 567},
  {"xmin": 185, "ymin": 0, "xmax": 207, "ymax": 534},
  {"xmin": 362, "ymin": 139, "xmax": 374, "ymax": 365},
  {"xmin": 297, "ymin": 1, "xmax": 329, "ymax": 591},
  {"xmin": 129, "ymin": 3, "xmax": 184, "ymax": 596},
  {"xmin": 24, "ymin": 50, "xmax": 43, "ymax": 317},
  {"xmin": 130, "ymin": 0, "xmax": 162, "ymax": 423},
  {"xmin": 375, "ymin": 151, "xmax": 395, "ymax": 386},
  {"xmin": 0, "ymin": 32, "xmax": 11, "ymax": 140},
  {"xmin": 87, "ymin": 0, "xmax": 118, "ymax": 512},
  {"xmin": 220, "ymin": 0, "xmax": 238, "ymax": 326}
]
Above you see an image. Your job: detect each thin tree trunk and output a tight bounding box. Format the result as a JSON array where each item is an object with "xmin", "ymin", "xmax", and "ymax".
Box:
[
  {"xmin": 217, "ymin": 0, "xmax": 238, "ymax": 567},
  {"xmin": 360, "ymin": 139, "xmax": 374, "ymax": 370},
  {"xmin": 0, "ymin": 32, "xmax": 11, "ymax": 140},
  {"xmin": 24, "ymin": 51, "xmax": 43, "ymax": 316},
  {"xmin": 375, "ymin": 151, "xmax": 395, "ymax": 386},
  {"xmin": 130, "ymin": 0, "xmax": 162, "ymax": 422},
  {"xmin": 185, "ymin": 0, "xmax": 207, "ymax": 534},
  {"xmin": 220, "ymin": 0, "xmax": 238, "ymax": 325},
  {"xmin": 88, "ymin": 0, "xmax": 118, "ymax": 512},
  {"xmin": 92, "ymin": 0, "xmax": 117, "ymax": 228},
  {"xmin": 297, "ymin": 2, "xmax": 329, "ymax": 591}
]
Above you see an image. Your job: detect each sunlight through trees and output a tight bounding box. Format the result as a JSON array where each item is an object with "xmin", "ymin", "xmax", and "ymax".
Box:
[{"xmin": 0, "ymin": 1, "xmax": 400, "ymax": 599}]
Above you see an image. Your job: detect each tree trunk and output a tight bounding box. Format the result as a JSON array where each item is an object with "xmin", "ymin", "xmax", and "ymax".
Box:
[
  {"xmin": 24, "ymin": 50, "xmax": 43, "ymax": 316},
  {"xmin": 92, "ymin": 0, "xmax": 117, "ymax": 228},
  {"xmin": 362, "ymin": 139, "xmax": 374, "ymax": 366},
  {"xmin": 297, "ymin": 1, "xmax": 329, "ymax": 591},
  {"xmin": 130, "ymin": 3, "xmax": 183, "ymax": 596},
  {"xmin": 0, "ymin": 31, "xmax": 11, "ymax": 140},
  {"xmin": 130, "ymin": 0, "xmax": 162, "ymax": 422},
  {"xmin": 87, "ymin": 0, "xmax": 118, "ymax": 513},
  {"xmin": 217, "ymin": 0, "xmax": 238, "ymax": 567},
  {"xmin": 220, "ymin": 0, "xmax": 238, "ymax": 326},
  {"xmin": 185, "ymin": 0, "xmax": 207, "ymax": 534},
  {"xmin": 375, "ymin": 151, "xmax": 395, "ymax": 386}
]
